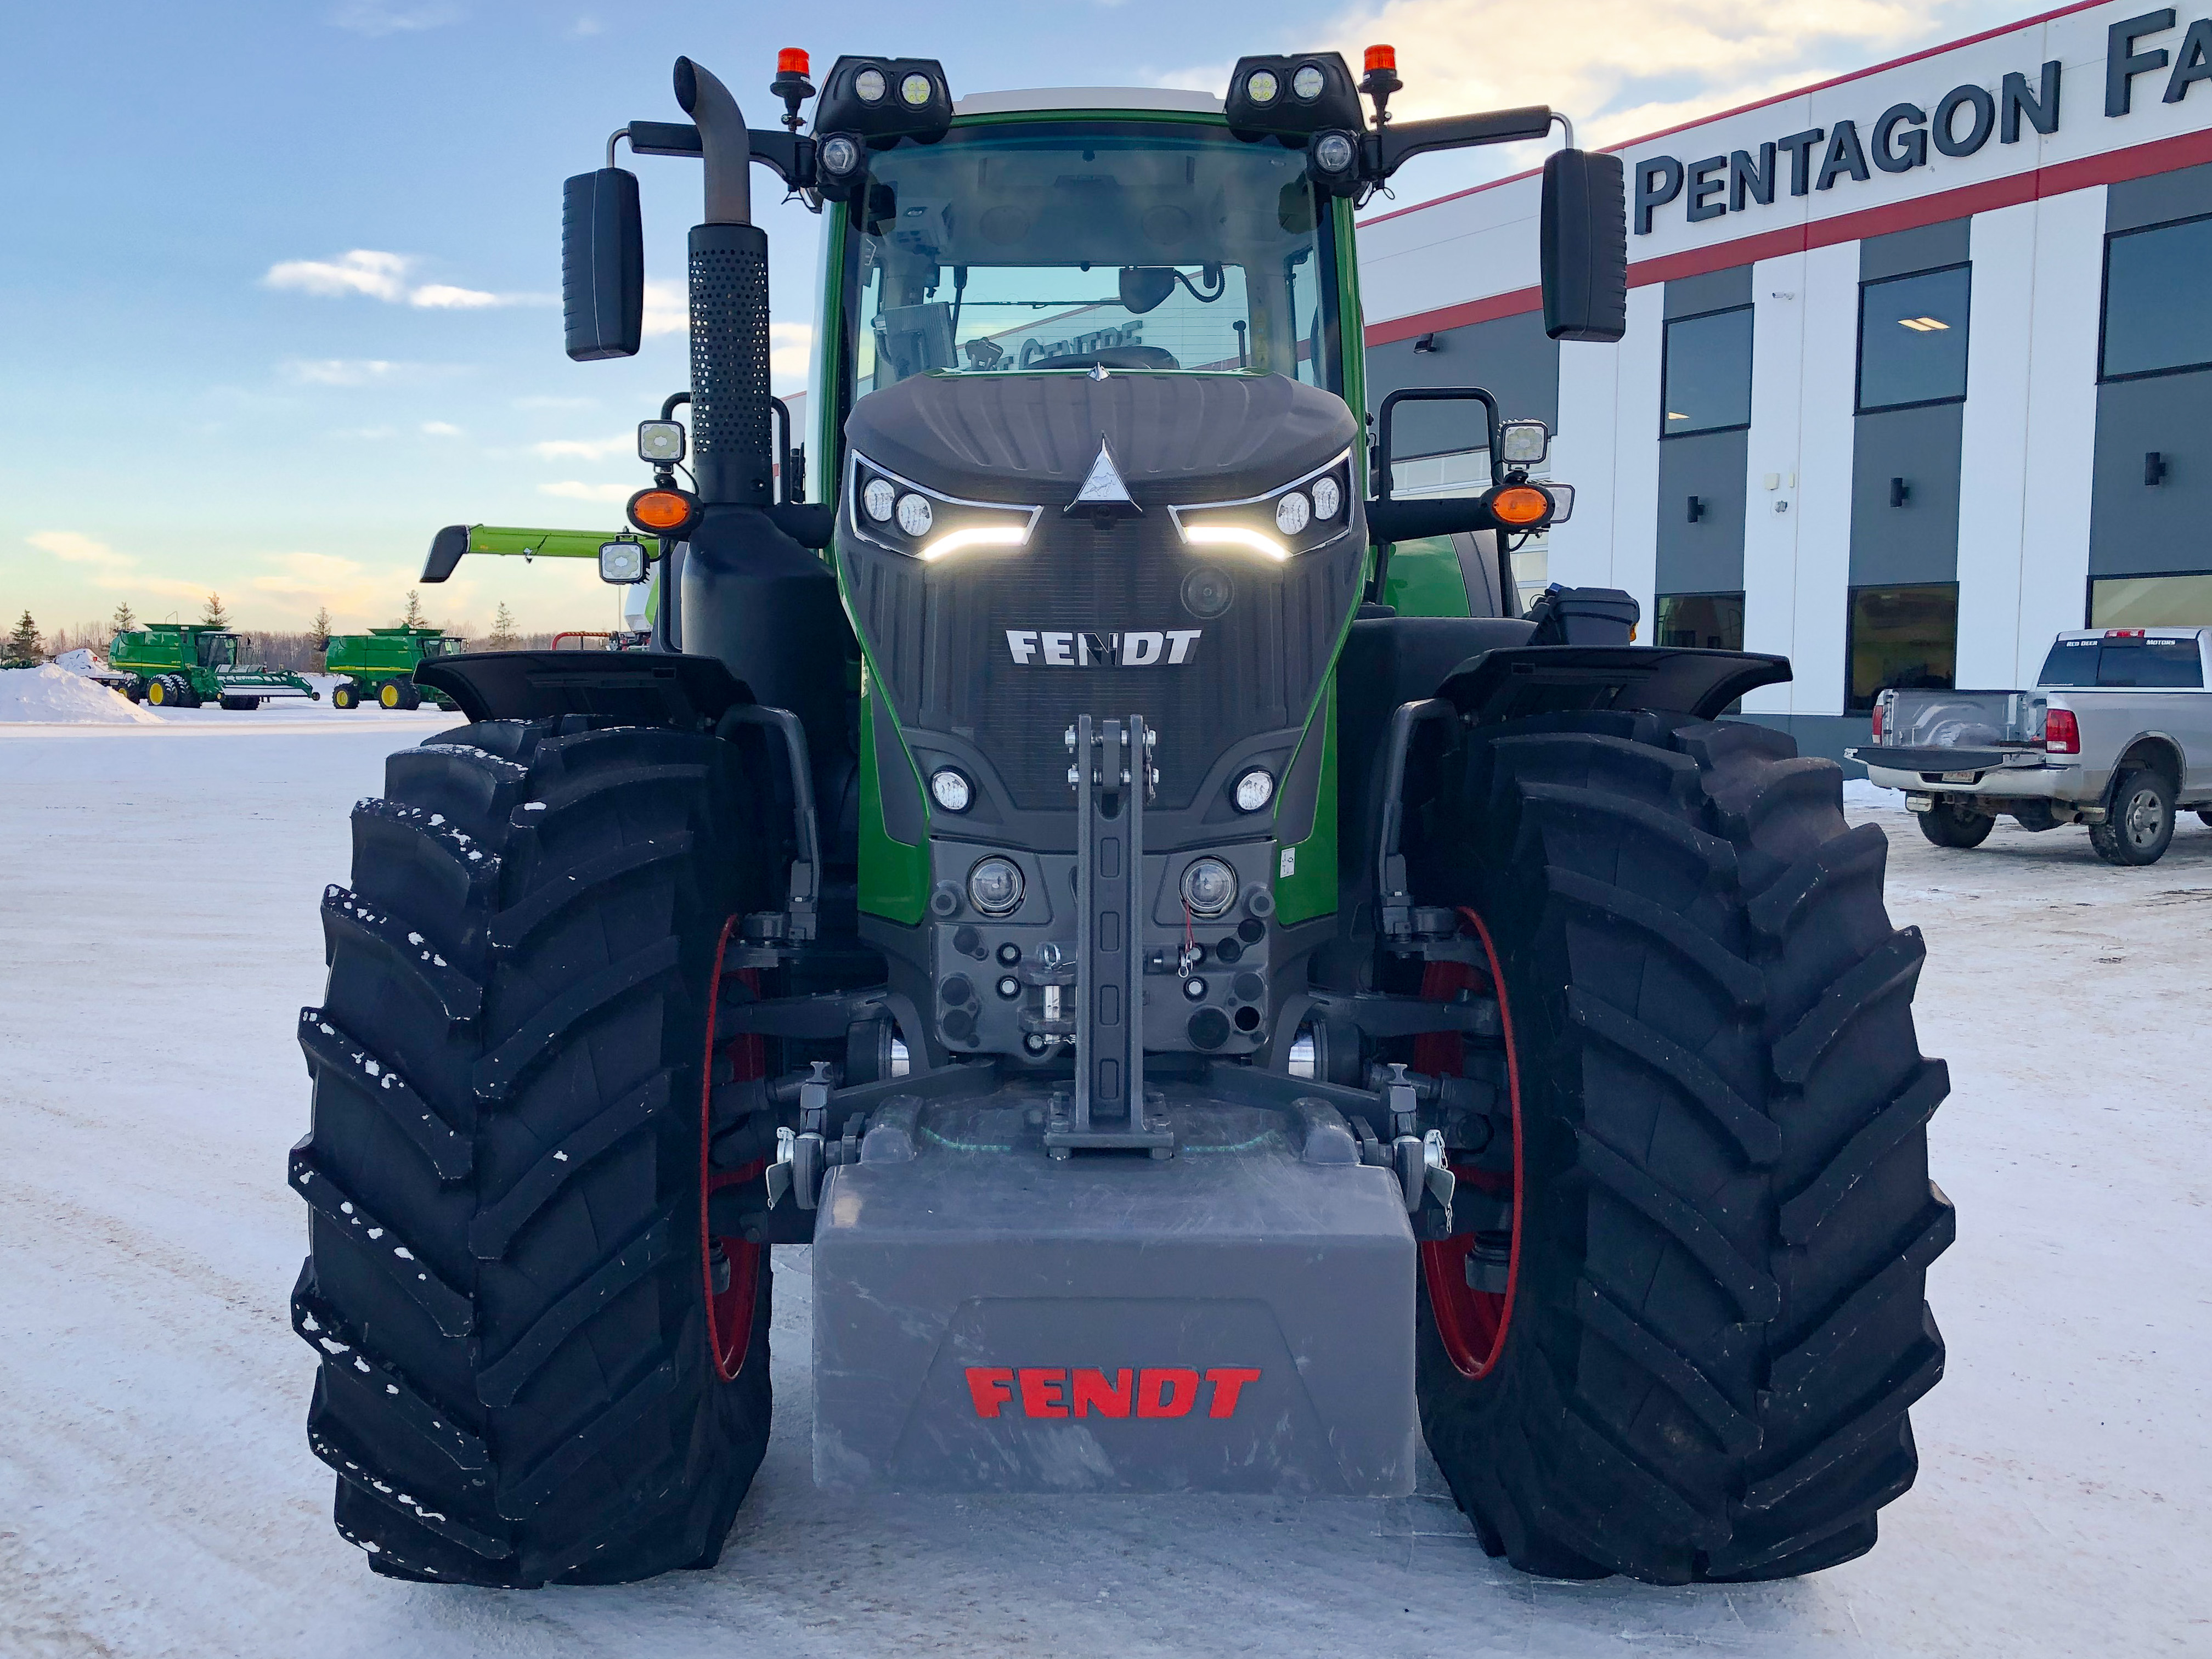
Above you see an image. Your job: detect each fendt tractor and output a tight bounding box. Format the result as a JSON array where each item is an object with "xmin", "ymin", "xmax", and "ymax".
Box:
[
  {"xmin": 324, "ymin": 626, "xmax": 466, "ymax": 711},
  {"xmin": 291, "ymin": 44, "xmax": 1954, "ymax": 1590},
  {"xmin": 107, "ymin": 621, "xmax": 318, "ymax": 708}
]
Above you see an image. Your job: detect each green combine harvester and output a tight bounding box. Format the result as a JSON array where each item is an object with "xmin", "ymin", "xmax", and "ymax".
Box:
[
  {"xmin": 323, "ymin": 627, "xmax": 466, "ymax": 711},
  {"xmin": 291, "ymin": 44, "xmax": 1952, "ymax": 1590},
  {"xmin": 107, "ymin": 621, "xmax": 317, "ymax": 708}
]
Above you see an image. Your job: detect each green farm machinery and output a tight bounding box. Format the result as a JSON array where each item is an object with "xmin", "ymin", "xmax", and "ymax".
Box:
[
  {"xmin": 323, "ymin": 627, "xmax": 465, "ymax": 711},
  {"xmin": 108, "ymin": 622, "xmax": 317, "ymax": 709},
  {"xmin": 291, "ymin": 44, "xmax": 1951, "ymax": 1590}
]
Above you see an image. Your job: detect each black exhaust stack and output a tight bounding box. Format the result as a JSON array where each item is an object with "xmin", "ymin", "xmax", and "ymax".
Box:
[{"xmin": 675, "ymin": 57, "xmax": 776, "ymax": 509}]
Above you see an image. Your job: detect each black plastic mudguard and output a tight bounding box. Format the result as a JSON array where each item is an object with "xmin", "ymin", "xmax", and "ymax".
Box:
[
  {"xmin": 413, "ymin": 650, "xmax": 753, "ymax": 727},
  {"xmin": 1438, "ymin": 645, "xmax": 1791, "ymax": 726}
]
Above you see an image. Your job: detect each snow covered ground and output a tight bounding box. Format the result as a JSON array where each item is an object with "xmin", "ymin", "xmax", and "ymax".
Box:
[{"xmin": 1, "ymin": 723, "xmax": 2206, "ymax": 1658}]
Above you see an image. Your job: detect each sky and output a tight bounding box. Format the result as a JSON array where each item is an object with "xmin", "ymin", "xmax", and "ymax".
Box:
[{"xmin": 0, "ymin": 0, "xmax": 2031, "ymax": 639}]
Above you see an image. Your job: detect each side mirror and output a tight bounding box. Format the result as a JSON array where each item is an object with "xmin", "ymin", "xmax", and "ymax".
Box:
[
  {"xmin": 599, "ymin": 539, "xmax": 649, "ymax": 584},
  {"xmin": 1118, "ymin": 267, "xmax": 1177, "ymax": 315},
  {"xmin": 562, "ymin": 168, "xmax": 644, "ymax": 362},
  {"xmin": 1539, "ymin": 149, "xmax": 1628, "ymax": 344}
]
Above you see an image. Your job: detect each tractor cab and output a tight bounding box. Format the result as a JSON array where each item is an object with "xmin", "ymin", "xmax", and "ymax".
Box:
[
  {"xmin": 194, "ymin": 630, "xmax": 241, "ymax": 669},
  {"xmin": 842, "ymin": 105, "xmax": 1342, "ymax": 400}
]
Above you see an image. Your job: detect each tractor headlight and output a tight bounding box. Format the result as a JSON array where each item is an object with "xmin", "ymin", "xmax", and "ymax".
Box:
[
  {"xmin": 597, "ymin": 539, "xmax": 647, "ymax": 584},
  {"xmin": 1293, "ymin": 65, "xmax": 1326, "ymax": 101},
  {"xmin": 855, "ymin": 67, "xmax": 887, "ymax": 103},
  {"xmin": 1181, "ymin": 857, "xmax": 1238, "ymax": 918},
  {"xmin": 1170, "ymin": 450, "xmax": 1356, "ymax": 563},
  {"xmin": 968, "ymin": 856, "xmax": 1024, "ymax": 916},
  {"xmin": 1233, "ymin": 769, "xmax": 1274, "ymax": 812},
  {"xmin": 1245, "ymin": 69, "xmax": 1279, "ymax": 104},
  {"xmin": 847, "ymin": 452, "xmax": 1040, "ymax": 563},
  {"xmin": 636, "ymin": 420, "xmax": 686, "ymax": 464},
  {"xmin": 900, "ymin": 72, "xmax": 933, "ymax": 106},
  {"xmin": 1311, "ymin": 131, "xmax": 1356, "ymax": 174},
  {"xmin": 819, "ymin": 133, "xmax": 864, "ymax": 179},
  {"xmin": 930, "ymin": 768, "xmax": 973, "ymax": 812}
]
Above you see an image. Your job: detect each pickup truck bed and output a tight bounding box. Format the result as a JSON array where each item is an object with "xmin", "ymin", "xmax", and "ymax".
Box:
[{"xmin": 1849, "ymin": 628, "xmax": 2212, "ymax": 864}]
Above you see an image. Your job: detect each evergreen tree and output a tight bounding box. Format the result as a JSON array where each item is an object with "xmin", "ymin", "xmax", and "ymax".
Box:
[
  {"xmin": 5, "ymin": 610, "xmax": 43, "ymax": 665},
  {"xmin": 488, "ymin": 601, "xmax": 519, "ymax": 650},
  {"xmin": 111, "ymin": 600, "xmax": 137, "ymax": 634},
  {"xmin": 310, "ymin": 606, "xmax": 334, "ymax": 652},
  {"xmin": 201, "ymin": 592, "xmax": 232, "ymax": 629},
  {"xmin": 399, "ymin": 589, "xmax": 430, "ymax": 628}
]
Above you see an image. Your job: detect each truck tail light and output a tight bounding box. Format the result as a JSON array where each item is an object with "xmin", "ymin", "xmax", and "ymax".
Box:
[
  {"xmin": 1871, "ymin": 692, "xmax": 1887, "ymax": 741},
  {"xmin": 2044, "ymin": 708, "xmax": 2080, "ymax": 754}
]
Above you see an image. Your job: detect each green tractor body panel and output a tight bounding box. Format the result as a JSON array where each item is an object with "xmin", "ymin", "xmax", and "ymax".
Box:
[
  {"xmin": 324, "ymin": 626, "xmax": 465, "ymax": 709},
  {"xmin": 108, "ymin": 622, "xmax": 317, "ymax": 705}
]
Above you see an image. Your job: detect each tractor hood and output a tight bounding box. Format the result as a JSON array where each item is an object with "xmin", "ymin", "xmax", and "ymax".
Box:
[{"xmin": 843, "ymin": 370, "xmax": 1357, "ymax": 508}]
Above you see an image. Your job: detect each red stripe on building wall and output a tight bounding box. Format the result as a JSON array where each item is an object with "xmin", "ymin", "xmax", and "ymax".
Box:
[{"xmin": 1363, "ymin": 125, "xmax": 2212, "ymax": 344}]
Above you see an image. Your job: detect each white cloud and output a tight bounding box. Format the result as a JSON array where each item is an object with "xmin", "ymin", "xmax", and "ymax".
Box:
[
  {"xmin": 421, "ymin": 421, "xmax": 464, "ymax": 437},
  {"xmin": 1312, "ymin": 0, "xmax": 1957, "ymax": 151},
  {"xmin": 642, "ymin": 278, "xmax": 688, "ymax": 338},
  {"xmin": 540, "ymin": 481, "xmax": 633, "ymax": 504},
  {"xmin": 329, "ymin": 1, "xmax": 461, "ymax": 36},
  {"xmin": 265, "ymin": 250, "xmax": 410, "ymax": 302},
  {"xmin": 265, "ymin": 250, "xmax": 550, "ymax": 311},
  {"xmin": 251, "ymin": 551, "xmax": 384, "ymax": 610},
  {"xmin": 282, "ymin": 358, "xmax": 421, "ymax": 386},
  {"xmin": 533, "ymin": 435, "xmax": 631, "ymax": 461},
  {"xmin": 28, "ymin": 530, "xmax": 132, "ymax": 569},
  {"xmin": 24, "ymin": 530, "xmax": 202, "ymax": 599},
  {"xmin": 771, "ymin": 321, "xmax": 812, "ymax": 382}
]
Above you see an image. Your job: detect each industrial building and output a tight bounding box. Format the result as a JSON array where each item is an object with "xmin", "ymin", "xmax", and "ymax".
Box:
[{"xmin": 1362, "ymin": 0, "xmax": 2212, "ymax": 758}]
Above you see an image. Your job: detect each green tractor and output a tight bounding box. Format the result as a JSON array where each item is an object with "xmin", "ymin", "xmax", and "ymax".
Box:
[
  {"xmin": 324, "ymin": 626, "xmax": 466, "ymax": 711},
  {"xmin": 109, "ymin": 621, "xmax": 318, "ymax": 709},
  {"xmin": 292, "ymin": 46, "xmax": 1951, "ymax": 1590}
]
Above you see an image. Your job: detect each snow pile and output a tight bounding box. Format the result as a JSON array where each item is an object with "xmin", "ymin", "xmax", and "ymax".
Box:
[
  {"xmin": 0, "ymin": 663, "xmax": 162, "ymax": 724},
  {"xmin": 52, "ymin": 647, "xmax": 106, "ymax": 676}
]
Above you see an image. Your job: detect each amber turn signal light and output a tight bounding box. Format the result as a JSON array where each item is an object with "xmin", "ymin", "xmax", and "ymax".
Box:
[
  {"xmin": 1485, "ymin": 483, "xmax": 1553, "ymax": 528},
  {"xmin": 627, "ymin": 487, "xmax": 701, "ymax": 536}
]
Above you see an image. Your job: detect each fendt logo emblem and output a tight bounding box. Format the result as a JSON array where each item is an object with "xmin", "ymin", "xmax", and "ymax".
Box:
[
  {"xmin": 1006, "ymin": 629, "xmax": 1200, "ymax": 667},
  {"xmin": 965, "ymin": 1365, "xmax": 1261, "ymax": 1419}
]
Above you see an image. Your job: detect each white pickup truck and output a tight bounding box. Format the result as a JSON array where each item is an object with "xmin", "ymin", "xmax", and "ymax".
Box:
[{"xmin": 1849, "ymin": 627, "xmax": 2212, "ymax": 865}]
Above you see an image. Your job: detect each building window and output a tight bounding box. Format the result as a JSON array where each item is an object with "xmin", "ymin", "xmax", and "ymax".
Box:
[
  {"xmin": 2090, "ymin": 570, "xmax": 2212, "ymax": 627},
  {"xmin": 1660, "ymin": 306, "xmax": 1752, "ymax": 437},
  {"xmin": 1857, "ymin": 264, "xmax": 1970, "ymax": 413},
  {"xmin": 2101, "ymin": 213, "xmax": 2212, "ymax": 381},
  {"xmin": 1656, "ymin": 592, "xmax": 1745, "ymax": 650},
  {"xmin": 1846, "ymin": 583, "xmax": 1957, "ymax": 712}
]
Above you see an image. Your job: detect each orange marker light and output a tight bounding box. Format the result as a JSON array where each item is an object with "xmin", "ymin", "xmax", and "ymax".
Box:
[
  {"xmin": 628, "ymin": 488, "xmax": 698, "ymax": 533},
  {"xmin": 1488, "ymin": 484, "xmax": 1551, "ymax": 527},
  {"xmin": 778, "ymin": 47, "xmax": 810, "ymax": 76},
  {"xmin": 1364, "ymin": 44, "xmax": 1397, "ymax": 72}
]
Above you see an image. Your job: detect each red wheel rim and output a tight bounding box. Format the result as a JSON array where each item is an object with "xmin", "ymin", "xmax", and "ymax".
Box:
[
  {"xmin": 1416, "ymin": 905, "xmax": 1523, "ymax": 1381},
  {"xmin": 701, "ymin": 914, "xmax": 766, "ymax": 1381}
]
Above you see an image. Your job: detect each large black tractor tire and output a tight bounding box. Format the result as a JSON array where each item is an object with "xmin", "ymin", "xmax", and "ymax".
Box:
[
  {"xmin": 331, "ymin": 682, "xmax": 359, "ymax": 710},
  {"xmin": 291, "ymin": 716, "xmax": 777, "ymax": 1585},
  {"xmin": 1413, "ymin": 712, "xmax": 1952, "ymax": 1583},
  {"xmin": 1915, "ymin": 802, "xmax": 1994, "ymax": 849}
]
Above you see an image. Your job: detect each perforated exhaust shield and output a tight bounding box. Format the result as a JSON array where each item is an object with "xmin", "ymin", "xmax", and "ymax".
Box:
[{"xmin": 689, "ymin": 223, "xmax": 774, "ymax": 506}]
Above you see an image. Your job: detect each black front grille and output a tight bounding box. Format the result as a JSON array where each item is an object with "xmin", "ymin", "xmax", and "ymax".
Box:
[{"xmin": 843, "ymin": 515, "xmax": 1362, "ymax": 810}]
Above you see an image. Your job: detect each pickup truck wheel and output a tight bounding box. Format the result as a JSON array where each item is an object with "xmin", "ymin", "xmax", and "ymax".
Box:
[
  {"xmin": 2090, "ymin": 770, "xmax": 2174, "ymax": 866},
  {"xmin": 1914, "ymin": 803, "xmax": 1994, "ymax": 849},
  {"xmin": 292, "ymin": 717, "xmax": 780, "ymax": 1584},
  {"xmin": 1412, "ymin": 712, "xmax": 1952, "ymax": 1584}
]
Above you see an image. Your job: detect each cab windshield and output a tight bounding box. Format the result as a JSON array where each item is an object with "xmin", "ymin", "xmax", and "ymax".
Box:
[
  {"xmin": 845, "ymin": 120, "xmax": 1338, "ymax": 398},
  {"xmin": 196, "ymin": 633, "xmax": 239, "ymax": 669}
]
